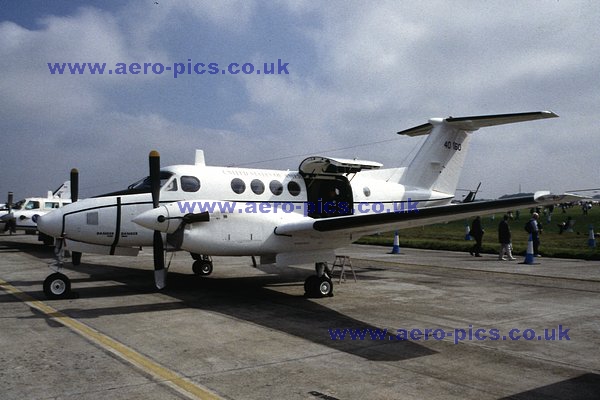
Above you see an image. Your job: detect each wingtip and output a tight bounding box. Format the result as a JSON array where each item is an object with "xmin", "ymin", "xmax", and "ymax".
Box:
[{"xmin": 541, "ymin": 110, "xmax": 559, "ymax": 118}]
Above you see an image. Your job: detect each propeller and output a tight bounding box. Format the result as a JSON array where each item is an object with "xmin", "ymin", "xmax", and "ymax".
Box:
[
  {"xmin": 3, "ymin": 192, "xmax": 14, "ymax": 231},
  {"xmin": 68, "ymin": 168, "xmax": 83, "ymax": 265},
  {"xmin": 149, "ymin": 150, "xmax": 166, "ymax": 289},
  {"xmin": 70, "ymin": 168, "xmax": 79, "ymax": 202},
  {"xmin": 166, "ymin": 211, "xmax": 210, "ymax": 249}
]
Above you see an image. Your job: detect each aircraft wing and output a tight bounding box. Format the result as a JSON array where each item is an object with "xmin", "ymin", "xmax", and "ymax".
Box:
[{"xmin": 274, "ymin": 192, "xmax": 579, "ymax": 237}]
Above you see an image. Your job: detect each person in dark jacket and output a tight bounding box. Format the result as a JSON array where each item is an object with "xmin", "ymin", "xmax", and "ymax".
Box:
[
  {"xmin": 469, "ymin": 216, "xmax": 484, "ymax": 257},
  {"xmin": 498, "ymin": 214, "xmax": 516, "ymax": 260},
  {"xmin": 526, "ymin": 212, "xmax": 541, "ymax": 256}
]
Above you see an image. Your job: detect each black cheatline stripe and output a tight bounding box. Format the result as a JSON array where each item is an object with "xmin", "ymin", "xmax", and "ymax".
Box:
[{"xmin": 110, "ymin": 197, "xmax": 122, "ymax": 255}]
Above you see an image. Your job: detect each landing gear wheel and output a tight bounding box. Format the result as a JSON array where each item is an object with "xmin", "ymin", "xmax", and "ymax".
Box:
[
  {"xmin": 43, "ymin": 273, "xmax": 71, "ymax": 299},
  {"xmin": 318, "ymin": 276, "xmax": 333, "ymax": 297},
  {"xmin": 72, "ymin": 251, "xmax": 82, "ymax": 266},
  {"xmin": 304, "ymin": 275, "xmax": 333, "ymax": 298},
  {"xmin": 192, "ymin": 260, "xmax": 213, "ymax": 276}
]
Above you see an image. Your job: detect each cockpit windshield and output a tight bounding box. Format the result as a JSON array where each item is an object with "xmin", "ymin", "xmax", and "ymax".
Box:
[
  {"xmin": 127, "ymin": 172, "xmax": 174, "ymax": 190},
  {"xmin": 93, "ymin": 172, "xmax": 175, "ymax": 198},
  {"xmin": 11, "ymin": 200, "xmax": 24, "ymax": 210}
]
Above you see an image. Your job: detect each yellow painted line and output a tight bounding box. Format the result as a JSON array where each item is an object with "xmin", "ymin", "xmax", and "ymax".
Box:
[{"xmin": 0, "ymin": 278, "xmax": 222, "ymax": 400}]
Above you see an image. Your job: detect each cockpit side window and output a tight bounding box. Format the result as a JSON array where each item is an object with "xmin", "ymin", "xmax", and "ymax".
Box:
[
  {"xmin": 181, "ymin": 176, "xmax": 201, "ymax": 192},
  {"xmin": 25, "ymin": 201, "xmax": 40, "ymax": 210},
  {"xmin": 164, "ymin": 177, "xmax": 178, "ymax": 191}
]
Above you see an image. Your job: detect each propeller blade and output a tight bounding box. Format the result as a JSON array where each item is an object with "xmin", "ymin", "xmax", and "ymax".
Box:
[
  {"xmin": 149, "ymin": 150, "xmax": 160, "ymax": 209},
  {"xmin": 149, "ymin": 150, "xmax": 165, "ymax": 289},
  {"xmin": 153, "ymin": 230, "xmax": 166, "ymax": 289},
  {"xmin": 70, "ymin": 168, "xmax": 79, "ymax": 202},
  {"xmin": 7, "ymin": 191, "xmax": 13, "ymax": 210}
]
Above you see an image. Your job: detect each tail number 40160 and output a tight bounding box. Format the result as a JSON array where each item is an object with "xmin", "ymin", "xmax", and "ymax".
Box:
[{"xmin": 443, "ymin": 141, "xmax": 461, "ymax": 151}]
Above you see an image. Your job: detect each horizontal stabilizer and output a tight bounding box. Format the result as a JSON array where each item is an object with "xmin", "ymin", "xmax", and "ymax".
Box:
[{"xmin": 398, "ymin": 111, "xmax": 558, "ymax": 136}]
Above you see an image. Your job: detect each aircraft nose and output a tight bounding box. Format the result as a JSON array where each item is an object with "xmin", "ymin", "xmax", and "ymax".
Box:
[
  {"xmin": 37, "ymin": 209, "xmax": 63, "ymax": 238},
  {"xmin": 0, "ymin": 212, "xmax": 13, "ymax": 221},
  {"xmin": 133, "ymin": 205, "xmax": 172, "ymax": 233}
]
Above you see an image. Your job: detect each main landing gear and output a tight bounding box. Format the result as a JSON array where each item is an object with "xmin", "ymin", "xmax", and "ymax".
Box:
[
  {"xmin": 191, "ymin": 254, "xmax": 213, "ymax": 276},
  {"xmin": 304, "ymin": 262, "xmax": 333, "ymax": 298}
]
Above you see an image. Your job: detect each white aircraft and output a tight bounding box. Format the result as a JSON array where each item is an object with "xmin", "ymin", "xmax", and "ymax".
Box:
[
  {"xmin": 1, "ymin": 182, "xmax": 71, "ymax": 241},
  {"xmin": 38, "ymin": 111, "xmax": 573, "ymax": 299}
]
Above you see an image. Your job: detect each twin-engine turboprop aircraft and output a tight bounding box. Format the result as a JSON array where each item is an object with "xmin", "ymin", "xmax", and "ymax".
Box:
[
  {"xmin": 0, "ymin": 182, "xmax": 71, "ymax": 239},
  {"xmin": 38, "ymin": 111, "xmax": 573, "ymax": 299}
]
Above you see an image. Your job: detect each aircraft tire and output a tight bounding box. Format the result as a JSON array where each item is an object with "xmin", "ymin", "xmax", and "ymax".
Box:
[
  {"xmin": 43, "ymin": 273, "xmax": 71, "ymax": 299},
  {"xmin": 192, "ymin": 260, "xmax": 213, "ymax": 276},
  {"xmin": 304, "ymin": 275, "xmax": 333, "ymax": 297}
]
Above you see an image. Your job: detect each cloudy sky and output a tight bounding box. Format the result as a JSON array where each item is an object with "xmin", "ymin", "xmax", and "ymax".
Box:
[{"xmin": 1, "ymin": 0, "xmax": 599, "ymax": 200}]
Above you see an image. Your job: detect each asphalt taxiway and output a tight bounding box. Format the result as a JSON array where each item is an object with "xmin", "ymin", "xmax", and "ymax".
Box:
[{"xmin": 1, "ymin": 233, "xmax": 599, "ymax": 399}]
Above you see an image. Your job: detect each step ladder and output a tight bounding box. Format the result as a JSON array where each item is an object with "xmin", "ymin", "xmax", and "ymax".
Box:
[{"xmin": 330, "ymin": 255, "xmax": 357, "ymax": 283}]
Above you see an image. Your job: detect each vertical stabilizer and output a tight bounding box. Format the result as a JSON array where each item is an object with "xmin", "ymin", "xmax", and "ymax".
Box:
[
  {"xmin": 398, "ymin": 118, "xmax": 471, "ymax": 194},
  {"xmin": 52, "ymin": 181, "xmax": 71, "ymax": 199},
  {"xmin": 397, "ymin": 111, "xmax": 558, "ymax": 195}
]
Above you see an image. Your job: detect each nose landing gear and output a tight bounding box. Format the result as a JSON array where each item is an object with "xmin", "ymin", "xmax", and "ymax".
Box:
[{"xmin": 43, "ymin": 238, "xmax": 74, "ymax": 299}]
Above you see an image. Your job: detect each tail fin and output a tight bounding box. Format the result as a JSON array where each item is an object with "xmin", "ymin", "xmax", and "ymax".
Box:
[
  {"xmin": 52, "ymin": 181, "xmax": 71, "ymax": 199},
  {"xmin": 398, "ymin": 111, "xmax": 557, "ymax": 194}
]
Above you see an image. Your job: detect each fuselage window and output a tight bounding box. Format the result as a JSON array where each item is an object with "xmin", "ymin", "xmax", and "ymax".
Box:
[
  {"xmin": 231, "ymin": 178, "xmax": 246, "ymax": 194},
  {"xmin": 181, "ymin": 176, "xmax": 201, "ymax": 192},
  {"xmin": 269, "ymin": 180, "xmax": 283, "ymax": 196},
  {"xmin": 251, "ymin": 179, "xmax": 265, "ymax": 195},
  {"xmin": 287, "ymin": 181, "xmax": 301, "ymax": 196},
  {"xmin": 45, "ymin": 202, "xmax": 59, "ymax": 209},
  {"xmin": 363, "ymin": 187, "xmax": 371, "ymax": 197}
]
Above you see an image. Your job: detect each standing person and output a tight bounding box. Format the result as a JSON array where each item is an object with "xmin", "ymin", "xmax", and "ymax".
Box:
[
  {"xmin": 526, "ymin": 212, "xmax": 541, "ymax": 256},
  {"xmin": 469, "ymin": 216, "xmax": 484, "ymax": 257},
  {"xmin": 498, "ymin": 215, "xmax": 516, "ymax": 260}
]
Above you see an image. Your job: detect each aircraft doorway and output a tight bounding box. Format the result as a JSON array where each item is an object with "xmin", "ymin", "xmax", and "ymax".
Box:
[
  {"xmin": 299, "ymin": 156, "xmax": 383, "ymax": 219},
  {"xmin": 303, "ymin": 176, "xmax": 353, "ymax": 219}
]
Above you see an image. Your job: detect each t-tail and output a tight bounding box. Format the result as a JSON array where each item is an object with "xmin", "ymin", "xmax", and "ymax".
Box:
[{"xmin": 397, "ymin": 111, "xmax": 558, "ymax": 195}]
